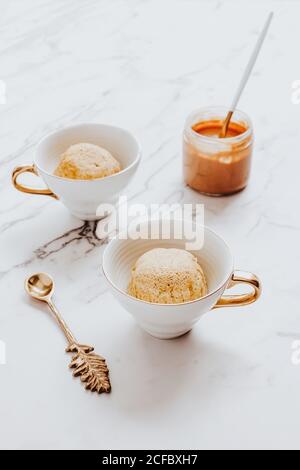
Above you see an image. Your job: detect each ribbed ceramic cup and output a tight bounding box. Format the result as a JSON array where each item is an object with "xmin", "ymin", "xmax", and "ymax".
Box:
[
  {"xmin": 12, "ymin": 123, "xmax": 141, "ymax": 221},
  {"xmin": 102, "ymin": 221, "xmax": 261, "ymax": 339}
]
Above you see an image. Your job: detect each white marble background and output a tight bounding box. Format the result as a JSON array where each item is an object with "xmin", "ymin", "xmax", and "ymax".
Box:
[{"xmin": 0, "ymin": 0, "xmax": 299, "ymax": 450}]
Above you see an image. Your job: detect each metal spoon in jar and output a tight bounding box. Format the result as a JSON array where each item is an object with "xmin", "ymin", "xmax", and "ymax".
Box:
[{"xmin": 219, "ymin": 12, "xmax": 273, "ymax": 138}]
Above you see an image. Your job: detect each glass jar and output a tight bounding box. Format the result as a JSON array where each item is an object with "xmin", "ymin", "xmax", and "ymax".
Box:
[{"xmin": 183, "ymin": 106, "xmax": 254, "ymax": 196}]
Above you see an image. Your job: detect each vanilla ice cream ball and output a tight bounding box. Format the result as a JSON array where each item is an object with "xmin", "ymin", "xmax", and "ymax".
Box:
[
  {"xmin": 128, "ymin": 248, "xmax": 208, "ymax": 304},
  {"xmin": 54, "ymin": 143, "xmax": 121, "ymax": 180}
]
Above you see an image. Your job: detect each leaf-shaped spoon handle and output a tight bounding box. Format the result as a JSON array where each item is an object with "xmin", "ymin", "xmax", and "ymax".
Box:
[
  {"xmin": 25, "ymin": 273, "xmax": 111, "ymax": 394},
  {"xmin": 47, "ymin": 298, "xmax": 77, "ymax": 345}
]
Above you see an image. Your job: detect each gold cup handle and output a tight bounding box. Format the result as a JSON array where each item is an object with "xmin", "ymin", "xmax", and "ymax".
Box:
[
  {"xmin": 12, "ymin": 165, "xmax": 58, "ymax": 199},
  {"xmin": 214, "ymin": 271, "xmax": 261, "ymax": 308}
]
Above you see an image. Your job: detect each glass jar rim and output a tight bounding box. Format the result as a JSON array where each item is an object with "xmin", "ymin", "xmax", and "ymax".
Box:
[{"xmin": 185, "ymin": 106, "xmax": 253, "ymax": 144}]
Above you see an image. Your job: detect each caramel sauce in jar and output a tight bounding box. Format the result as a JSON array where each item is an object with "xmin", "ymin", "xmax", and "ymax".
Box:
[{"xmin": 183, "ymin": 108, "xmax": 253, "ymax": 196}]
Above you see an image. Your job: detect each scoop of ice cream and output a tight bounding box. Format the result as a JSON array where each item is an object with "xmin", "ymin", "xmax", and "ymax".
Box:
[
  {"xmin": 54, "ymin": 143, "xmax": 121, "ymax": 180},
  {"xmin": 128, "ymin": 248, "xmax": 208, "ymax": 304}
]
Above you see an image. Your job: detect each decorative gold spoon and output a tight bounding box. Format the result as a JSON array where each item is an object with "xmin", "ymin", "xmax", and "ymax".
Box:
[{"xmin": 25, "ymin": 273, "xmax": 111, "ymax": 394}]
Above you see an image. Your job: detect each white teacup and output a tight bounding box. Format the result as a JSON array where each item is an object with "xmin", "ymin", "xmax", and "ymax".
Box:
[
  {"xmin": 102, "ymin": 222, "xmax": 261, "ymax": 339},
  {"xmin": 12, "ymin": 123, "xmax": 141, "ymax": 221}
]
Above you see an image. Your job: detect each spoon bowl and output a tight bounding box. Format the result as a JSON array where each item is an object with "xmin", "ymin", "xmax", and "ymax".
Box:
[{"xmin": 25, "ymin": 273, "xmax": 54, "ymax": 301}]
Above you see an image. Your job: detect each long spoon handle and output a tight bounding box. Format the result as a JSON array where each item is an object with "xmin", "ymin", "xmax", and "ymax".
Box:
[
  {"xmin": 47, "ymin": 299, "xmax": 77, "ymax": 345},
  {"xmin": 220, "ymin": 12, "xmax": 273, "ymax": 138},
  {"xmin": 230, "ymin": 12, "xmax": 273, "ymax": 112}
]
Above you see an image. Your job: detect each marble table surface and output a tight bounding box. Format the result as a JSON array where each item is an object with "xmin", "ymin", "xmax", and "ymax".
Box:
[{"xmin": 0, "ymin": 0, "xmax": 299, "ymax": 451}]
